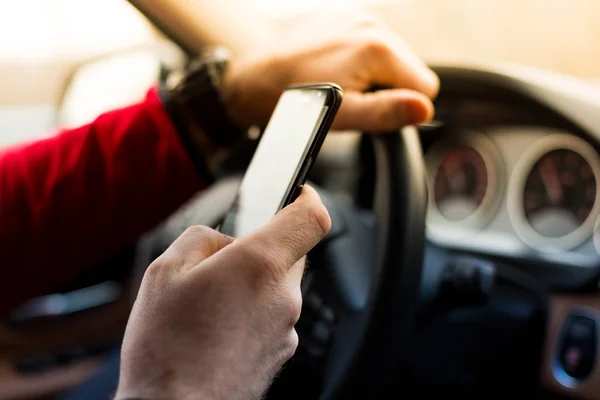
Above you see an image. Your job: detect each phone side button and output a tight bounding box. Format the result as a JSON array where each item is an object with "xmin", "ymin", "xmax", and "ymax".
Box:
[
  {"xmin": 291, "ymin": 184, "xmax": 304, "ymax": 202},
  {"xmin": 297, "ymin": 156, "xmax": 313, "ymax": 184}
]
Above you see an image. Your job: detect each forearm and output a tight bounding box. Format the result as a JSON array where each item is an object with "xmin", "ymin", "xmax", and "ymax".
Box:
[{"xmin": 0, "ymin": 88, "xmax": 205, "ymax": 317}]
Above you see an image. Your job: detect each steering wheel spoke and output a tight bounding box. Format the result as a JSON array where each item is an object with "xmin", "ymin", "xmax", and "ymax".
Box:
[{"xmin": 296, "ymin": 255, "xmax": 357, "ymax": 364}]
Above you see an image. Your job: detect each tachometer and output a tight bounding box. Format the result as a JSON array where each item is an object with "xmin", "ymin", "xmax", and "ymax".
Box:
[
  {"xmin": 508, "ymin": 134, "xmax": 600, "ymax": 252},
  {"xmin": 426, "ymin": 130, "xmax": 503, "ymax": 230},
  {"xmin": 433, "ymin": 146, "xmax": 488, "ymax": 221}
]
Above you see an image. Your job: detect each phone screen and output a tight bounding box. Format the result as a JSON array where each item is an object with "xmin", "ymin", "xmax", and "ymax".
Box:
[{"xmin": 220, "ymin": 88, "xmax": 331, "ymax": 237}]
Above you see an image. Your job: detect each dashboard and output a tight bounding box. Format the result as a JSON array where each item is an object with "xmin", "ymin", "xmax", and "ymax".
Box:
[
  {"xmin": 421, "ymin": 66, "xmax": 600, "ymax": 279},
  {"xmin": 415, "ymin": 65, "xmax": 600, "ymax": 400},
  {"xmin": 424, "ymin": 119, "xmax": 600, "ymax": 267}
]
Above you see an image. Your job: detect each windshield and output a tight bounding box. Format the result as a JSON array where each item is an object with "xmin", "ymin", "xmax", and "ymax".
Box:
[
  {"xmin": 2, "ymin": 0, "xmax": 598, "ymax": 148},
  {"xmin": 248, "ymin": 0, "xmax": 600, "ymax": 81}
]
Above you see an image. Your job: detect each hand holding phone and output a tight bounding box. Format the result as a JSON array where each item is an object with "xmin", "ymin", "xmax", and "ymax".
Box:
[{"xmin": 220, "ymin": 83, "xmax": 343, "ymax": 237}]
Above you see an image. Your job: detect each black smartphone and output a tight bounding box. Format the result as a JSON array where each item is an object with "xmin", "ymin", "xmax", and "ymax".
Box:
[{"xmin": 219, "ymin": 83, "xmax": 343, "ymax": 237}]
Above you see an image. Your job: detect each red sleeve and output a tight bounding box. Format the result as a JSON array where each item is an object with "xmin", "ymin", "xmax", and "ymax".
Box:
[{"xmin": 0, "ymin": 88, "xmax": 206, "ymax": 317}]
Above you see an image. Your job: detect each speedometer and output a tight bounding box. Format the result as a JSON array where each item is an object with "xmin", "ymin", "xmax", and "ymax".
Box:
[
  {"xmin": 508, "ymin": 134, "xmax": 600, "ymax": 252},
  {"xmin": 524, "ymin": 149, "xmax": 595, "ymax": 236}
]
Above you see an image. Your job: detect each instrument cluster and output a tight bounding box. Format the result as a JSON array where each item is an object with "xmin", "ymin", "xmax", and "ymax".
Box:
[{"xmin": 425, "ymin": 128, "xmax": 600, "ymax": 255}]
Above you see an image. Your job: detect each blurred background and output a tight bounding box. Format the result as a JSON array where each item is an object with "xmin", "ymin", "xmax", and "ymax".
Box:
[{"xmin": 1, "ymin": 0, "xmax": 599, "ymax": 147}]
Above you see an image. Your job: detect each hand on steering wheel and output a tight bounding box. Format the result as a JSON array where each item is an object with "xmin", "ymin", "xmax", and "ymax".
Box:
[{"xmin": 222, "ymin": 14, "xmax": 438, "ymax": 132}]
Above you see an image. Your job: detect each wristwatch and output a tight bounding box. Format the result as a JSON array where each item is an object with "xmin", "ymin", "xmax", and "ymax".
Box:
[{"xmin": 161, "ymin": 47, "xmax": 247, "ymax": 182}]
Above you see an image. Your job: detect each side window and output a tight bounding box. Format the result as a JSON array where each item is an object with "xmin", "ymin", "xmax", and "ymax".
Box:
[
  {"xmin": 0, "ymin": 0, "xmax": 184, "ymax": 147},
  {"xmin": 58, "ymin": 44, "xmax": 185, "ymax": 129}
]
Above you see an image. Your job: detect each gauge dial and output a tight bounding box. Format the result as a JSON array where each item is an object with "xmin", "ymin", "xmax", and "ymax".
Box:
[
  {"xmin": 593, "ymin": 216, "xmax": 600, "ymax": 256},
  {"xmin": 508, "ymin": 134, "xmax": 600, "ymax": 252},
  {"xmin": 434, "ymin": 146, "xmax": 488, "ymax": 221},
  {"xmin": 426, "ymin": 130, "xmax": 503, "ymax": 231},
  {"xmin": 523, "ymin": 149, "xmax": 596, "ymax": 237}
]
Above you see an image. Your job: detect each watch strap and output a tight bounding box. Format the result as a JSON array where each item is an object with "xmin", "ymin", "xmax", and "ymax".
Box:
[
  {"xmin": 172, "ymin": 50, "xmax": 244, "ymax": 148},
  {"xmin": 159, "ymin": 85, "xmax": 216, "ymax": 185}
]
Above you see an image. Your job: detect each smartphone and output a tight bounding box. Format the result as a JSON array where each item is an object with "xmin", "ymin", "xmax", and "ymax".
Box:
[{"xmin": 219, "ymin": 83, "xmax": 343, "ymax": 237}]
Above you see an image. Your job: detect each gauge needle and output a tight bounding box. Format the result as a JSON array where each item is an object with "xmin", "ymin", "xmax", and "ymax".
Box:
[
  {"xmin": 445, "ymin": 157, "xmax": 466, "ymax": 193},
  {"xmin": 539, "ymin": 157, "xmax": 564, "ymax": 205}
]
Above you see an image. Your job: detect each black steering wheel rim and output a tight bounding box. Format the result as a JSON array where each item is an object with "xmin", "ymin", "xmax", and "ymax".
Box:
[
  {"xmin": 131, "ymin": 127, "xmax": 427, "ymax": 399},
  {"xmin": 321, "ymin": 127, "xmax": 427, "ymax": 398}
]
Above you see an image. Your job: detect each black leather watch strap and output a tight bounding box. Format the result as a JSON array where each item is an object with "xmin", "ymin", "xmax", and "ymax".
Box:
[
  {"xmin": 159, "ymin": 85, "xmax": 216, "ymax": 185},
  {"xmin": 172, "ymin": 49, "xmax": 244, "ymax": 148}
]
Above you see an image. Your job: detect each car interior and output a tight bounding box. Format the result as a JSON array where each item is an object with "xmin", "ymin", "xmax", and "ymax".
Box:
[{"xmin": 2, "ymin": 0, "xmax": 600, "ymax": 399}]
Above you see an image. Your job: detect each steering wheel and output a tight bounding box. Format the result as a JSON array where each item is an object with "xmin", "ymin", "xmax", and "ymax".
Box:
[{"xmin": 132, "ymin": 127, "xmax": 427, "ymax": 399}]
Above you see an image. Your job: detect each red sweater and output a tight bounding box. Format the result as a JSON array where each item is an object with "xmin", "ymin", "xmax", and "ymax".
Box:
[{"xmin": 0, "ymin": 89, "xmax": 206, "ymax": 317}]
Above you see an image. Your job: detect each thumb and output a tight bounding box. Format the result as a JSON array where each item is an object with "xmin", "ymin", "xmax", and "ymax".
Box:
[
  {"xmin": 212, "ymin": 185, "xmax": 331, "ymax": 276},
  {"xmin": 332, "ymin": 89, "xmax": 434, "ymax": 132}
]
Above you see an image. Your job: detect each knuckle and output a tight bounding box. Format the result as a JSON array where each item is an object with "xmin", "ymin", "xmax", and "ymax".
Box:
[
  {"xmin": 360, "ymin": 36, "xmax": 392, "ymax": 58},
  {"xmin": 283, "ymin": 329, "xmax": 300, "ymax": 361},
  {"xmin": 282, "ymin": 291, "xmax": 303, "ymax": 326},
  {"xmin": 274, "ymin": 280, "xmax": 304, "ymax": 326},
  {"xmin": 171, "ymin": 225, "xmax": 226, "ymax": 268},
  {"xmin": 144, "ymin": 257, "xmax": 169, "ymax": 283},
  {"xmin": 182, "ymin": 225, "xmax": 214, "ymax": 239}
]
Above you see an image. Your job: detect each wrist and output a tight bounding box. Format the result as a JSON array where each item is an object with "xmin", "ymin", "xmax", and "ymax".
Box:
[
  {"xmin": 220, "ymin": 53, "xmax": 286, "ymax": 129},
  {"xmin": 161, "ymin": 48, "xmax": 257, "ymax": 181}
]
